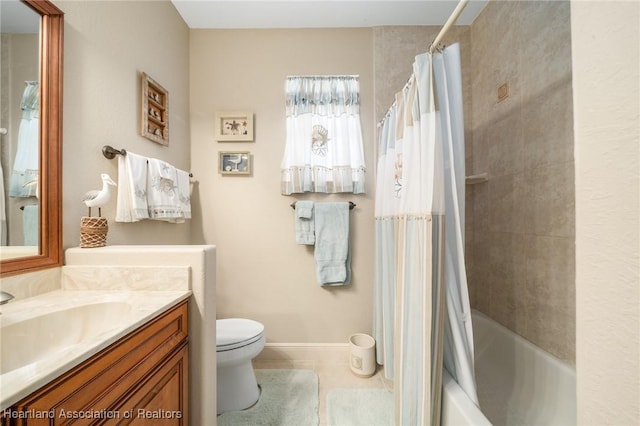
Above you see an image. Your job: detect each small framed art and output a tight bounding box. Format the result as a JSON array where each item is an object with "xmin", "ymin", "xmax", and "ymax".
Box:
[
  {"xmin": 219, "ymin": 151, "xmax": 251, "ymax": 175},
  {"xmin": 215, "ymin": 111, "xmax": 253, "ymax": 142}
]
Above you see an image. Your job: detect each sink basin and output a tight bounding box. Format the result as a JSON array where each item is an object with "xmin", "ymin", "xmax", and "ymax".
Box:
[{"xmin": 0, "ymin": 302, "xmax": 132, "ymax": 374}]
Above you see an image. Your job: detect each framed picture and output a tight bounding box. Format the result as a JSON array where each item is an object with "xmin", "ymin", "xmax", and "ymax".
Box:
[
  {"xmin": 219, "ymin": 151, "xmax": 251, "ymax": 175},
  {"xmin": 141, "ymin": 72, "xmax": 169, "ymax": 146},
  {"xmin": 215, "ymin": 111, "xmax": 253, "ymax": 142}
]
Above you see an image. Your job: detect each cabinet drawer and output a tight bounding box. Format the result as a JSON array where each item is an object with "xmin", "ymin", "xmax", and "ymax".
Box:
[{"xmin": 9, "ymin": 301, "xmax": 188, "ymax": 425}]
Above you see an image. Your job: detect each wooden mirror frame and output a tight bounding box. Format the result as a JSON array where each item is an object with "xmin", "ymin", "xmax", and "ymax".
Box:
[{"xmin": 1, "ymin": 0, "xmax": 63, "ymax": 277}]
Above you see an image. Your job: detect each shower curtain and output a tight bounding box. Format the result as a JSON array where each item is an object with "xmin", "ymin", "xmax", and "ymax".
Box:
[
  {"xmin": 9, "ymin": 81, "xmax": 39, "ymax": 198},
  {"xmin": 373, "ymin": 43, "xmax": 477, "ymax": 425}
]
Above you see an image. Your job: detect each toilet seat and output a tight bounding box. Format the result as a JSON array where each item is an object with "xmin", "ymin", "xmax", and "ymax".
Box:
[{"xmin": 217, "ymin": 318, "xmax": 264, "ymax": 352}]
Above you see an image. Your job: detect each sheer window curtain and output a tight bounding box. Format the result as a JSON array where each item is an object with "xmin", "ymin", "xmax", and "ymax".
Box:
[{"xmin": 281, "ymin": 76, "xmax": 366, "ymax": 195}]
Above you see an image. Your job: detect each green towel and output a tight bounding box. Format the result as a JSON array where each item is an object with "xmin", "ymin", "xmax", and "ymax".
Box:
[
  {"xmin": 314, "ymin": 202, "xmax": 351, "ymax": 286},
  {"xmin": 295, "ymin": 200, "xmax": 315, "ymax": 245}
]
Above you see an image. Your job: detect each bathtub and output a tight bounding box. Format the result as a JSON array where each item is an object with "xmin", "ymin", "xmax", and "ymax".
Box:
[{"xmin": 442, "ymin": 310, "xmax": 576, "ymax": 426}]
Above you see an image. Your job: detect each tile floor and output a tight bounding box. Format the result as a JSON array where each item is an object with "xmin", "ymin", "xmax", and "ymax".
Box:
[{"xmin": 253, "ymin": 359, "xmax": 392, "ymax": 426}]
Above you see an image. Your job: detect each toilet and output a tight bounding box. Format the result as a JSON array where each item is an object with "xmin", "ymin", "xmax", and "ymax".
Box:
[{"xmin": 216, "ymin": 318, "xmax": 265, "ymax": 414}]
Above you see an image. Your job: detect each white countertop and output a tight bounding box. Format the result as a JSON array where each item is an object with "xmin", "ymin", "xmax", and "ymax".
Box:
[{"xmin": 0, "ymin": 289, "xmax": 191, "ymax": 410}]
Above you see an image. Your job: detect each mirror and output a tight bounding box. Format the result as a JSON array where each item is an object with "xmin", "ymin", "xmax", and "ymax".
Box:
[{"xmin": 0, "ymin": 0, "xmax": 62, "ymax": 276}]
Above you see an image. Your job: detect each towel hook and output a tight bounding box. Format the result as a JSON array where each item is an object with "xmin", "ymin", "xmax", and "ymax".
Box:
[{"xmin": 102, "ymin": 145, "xmax": 126, "ymax": 159}]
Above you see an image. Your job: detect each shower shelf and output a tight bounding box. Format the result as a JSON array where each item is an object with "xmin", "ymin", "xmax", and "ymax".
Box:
[{"xmin": 465, "ymin": 173, "xmax": 488, "ymax": 185}]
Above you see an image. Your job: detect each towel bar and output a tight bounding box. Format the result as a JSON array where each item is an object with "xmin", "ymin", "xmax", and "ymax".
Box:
[
  {"xmin": 102, "ymin": 145, "xmax": 193, "ymax": 178},
  {"xmin": 102, "ymin": 145, "xmax": 126, "ymax": 159},
  {"xmin": 290, "ymin": 201, "xmax": 356, "ymax": 210}
]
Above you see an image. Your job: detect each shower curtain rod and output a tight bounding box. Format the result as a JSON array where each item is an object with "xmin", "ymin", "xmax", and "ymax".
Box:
[
  {"xmin": 376, "ymin": 0, "xmax": 469, "ymax": 128},
  {"xmin": 428, "ymin": 0, "xmax": 469, "ymax": 53}
]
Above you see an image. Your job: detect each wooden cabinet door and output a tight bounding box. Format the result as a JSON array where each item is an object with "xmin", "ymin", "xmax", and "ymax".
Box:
[{"xmin": 108, "ymin": 342, "xmax": 188, "ymax": 426}]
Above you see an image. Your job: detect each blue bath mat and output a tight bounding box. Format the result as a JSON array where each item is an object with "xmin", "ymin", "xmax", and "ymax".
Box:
[
  {"xmin": 327, "ymin": 388, "xmax": 394, "ymax": 426},
  {"xmin": 217, "ymin": 369, "xmax": 319, "ymax": 426}
]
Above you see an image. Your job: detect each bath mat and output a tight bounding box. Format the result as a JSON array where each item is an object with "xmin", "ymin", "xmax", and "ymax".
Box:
[
  {"xmin": 327, "ymin": 388, "xmax": 394, "ymax": 426},
  {"xmin": 217, "ymin": 369, "xmax": 319, "ymax": 426}
]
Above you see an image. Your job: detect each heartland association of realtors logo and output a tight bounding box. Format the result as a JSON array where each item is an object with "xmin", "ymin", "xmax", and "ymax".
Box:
[{"xmin": 2, "ymin": 408, "xmax": 183, "ymax": 420}]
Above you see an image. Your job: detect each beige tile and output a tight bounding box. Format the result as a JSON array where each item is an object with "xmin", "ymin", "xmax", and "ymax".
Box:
[
  {"xmin": 465, "ymin": 190, "xmax": 475, "ymax": 236},
  {"xmin": 487, "ymin": 112, "xmax": 524, "ymax": 178},
  {"xmin": 522, "ymin": 81, "xmax": 574, "ymax": 171},
  {"xmin": 488, "ymin": 174, "xmax": 526, "ymax": 234},
  {"xmin": 520, "ymin": 235, "xmax": 575, "ymax": 363},
  {"xmin": 466, "ymin": 0, "xmax": 575, "ymax": 366},
  {"xmin": 525, "ymin": 163, "xmax": 575, "ymax": 237},
  {"xmin": 472, "ymin": 182, "xmax": 490, "ymax": 232},
  {"xmin": 472, "ymin": 124, "xmax": 490, "ymax": 176},
  {"xmin": 470, "ymin": 229, "xmax": 492, "ymax": 313},
  {"xmin": 510, "ymin": 234, "xmax": 530, "ymax": 336},
  {"xmin": 519, "ymin": 1, "xmax": 572, "ymax": 98},
  {"xmin": 253, "ymin": 359, "xmax": 317, "ymax": 371}
]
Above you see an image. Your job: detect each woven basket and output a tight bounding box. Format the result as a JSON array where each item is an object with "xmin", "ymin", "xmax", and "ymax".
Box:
[{"xmin": 80, "ymin": 217, "xmax": 108, "ymax": 248}]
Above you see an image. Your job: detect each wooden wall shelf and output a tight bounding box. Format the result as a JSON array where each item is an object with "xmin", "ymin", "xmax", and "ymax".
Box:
[{"xmin": 141, "ymin": 72, "xmax": 169, "ymax": 146}]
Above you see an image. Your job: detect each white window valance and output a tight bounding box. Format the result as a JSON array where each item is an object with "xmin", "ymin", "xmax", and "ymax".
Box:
[{"xmin": 281, "ymin": 75, "xmax": 366, "ymax": 195}]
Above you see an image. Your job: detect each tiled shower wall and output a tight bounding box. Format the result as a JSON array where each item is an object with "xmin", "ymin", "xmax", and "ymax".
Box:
[
  {"xmin": 373, "ymin": 1, "xmax": 575, "ymax": 366},
  {"xmin": 466, "ymin": 1, "xmax": 575, "ymax": 364},
  {"xmin": 373, "ymin": 26, "xmax": 471, "ymax": 125}
]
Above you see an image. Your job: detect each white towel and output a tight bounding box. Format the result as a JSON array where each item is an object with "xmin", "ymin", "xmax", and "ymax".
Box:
[
  {"xmin": 314, "ymin": 202, "xmax": 351, "ymax": 286},
  {"xmin": 148, "ymin": 157, "xmax": 175, "ymax": 181},
  {"xmin": 173, "ymin": 169, "xmax": 192, "ymax": 223},
  {"xmin": 147, "ymin": 158, "xmax": 191, "ymax": 222},
  {"xmin": 115, "ymin": 151, "xmax": 149, "ymax": 222},
  {"xmin": 147, "ymin": 158, "xmax": 179, "ymax": 221}
]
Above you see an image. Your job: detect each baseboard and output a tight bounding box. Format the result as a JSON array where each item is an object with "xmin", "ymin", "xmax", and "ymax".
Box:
[{"xmin": 256, "ymin": 343, "xmax": 351, "ymax": 363}]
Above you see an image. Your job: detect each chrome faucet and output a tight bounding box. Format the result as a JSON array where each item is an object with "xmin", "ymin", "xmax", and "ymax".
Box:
[{"xmin": 0, "ymin": 291, "xmax": 15, "ymax": 305}]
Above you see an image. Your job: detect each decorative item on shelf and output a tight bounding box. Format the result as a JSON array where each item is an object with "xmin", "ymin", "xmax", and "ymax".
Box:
[
  {"xmin": 219, "ymin": 151, "xmax": 251, "ymax": 175},
  {"xmin": 80, "ymin": 217, "xmax": 108, "ymax": 248},
  {"xmin": 80, "ymin": 173, "xmax": 116, "ymax": 248},
  {"xmin": 141, "ymin": 72, "xmax": 169, "ymax": 146},
  {"xmin": 215, "ymin": 111, "xmax": 254, "ymax": 142}
]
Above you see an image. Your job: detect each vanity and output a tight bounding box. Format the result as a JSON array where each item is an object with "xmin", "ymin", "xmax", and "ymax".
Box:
[
  {"xmin": 1, "ymin": 248, "xmax": 217, "ymax": 425},
  {"xmin": 0, "ymin": 267, "xmax": 193, "ymax": 423},
  {"xmin": 1, "ymin": 298, "xmax": 189, "ymax": 425}
]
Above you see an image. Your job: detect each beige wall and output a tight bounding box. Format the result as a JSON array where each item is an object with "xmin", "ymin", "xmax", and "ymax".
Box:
[
  {"xmin": 572, "ymin": 1, "xmax": 640, "ymax": 423},
  {"xmin": 466, "ymin": 0, "xmax": 575, "ymax": 364},
  {"xmin": 55, "ymin": 0, "xmax": 191, "ymax": 252},
  {"xmin": 190, "ymin": 29, "xmax": 375, "ymax": 343}
]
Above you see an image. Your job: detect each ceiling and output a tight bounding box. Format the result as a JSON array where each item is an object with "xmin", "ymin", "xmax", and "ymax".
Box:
[
  {"xmin": 1, "ymin": 0, "xmax": 40, "ymax": 33},
  {"xmin": 170, "ymin": 0, "xmax": 489, "ymax": 29},
  {"xmin": 1, "ymin": 1, "xmax": 488, "ymax": 34}
]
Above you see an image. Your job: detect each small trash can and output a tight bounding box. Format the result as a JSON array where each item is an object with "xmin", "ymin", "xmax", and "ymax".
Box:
[{"xmin": 349, "ymin": 333, "xmax": 376, "ymax": 377}]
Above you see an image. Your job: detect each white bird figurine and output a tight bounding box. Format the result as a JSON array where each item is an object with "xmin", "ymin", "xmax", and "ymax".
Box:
[{"xmin": 82, "ymin": 173, "xmax": 117, "ymax": 217}]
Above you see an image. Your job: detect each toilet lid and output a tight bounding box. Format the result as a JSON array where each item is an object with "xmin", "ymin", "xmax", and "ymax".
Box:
[{"xmin": 217, "ymin": 318, "xmax": 264, "ymax": 350}]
